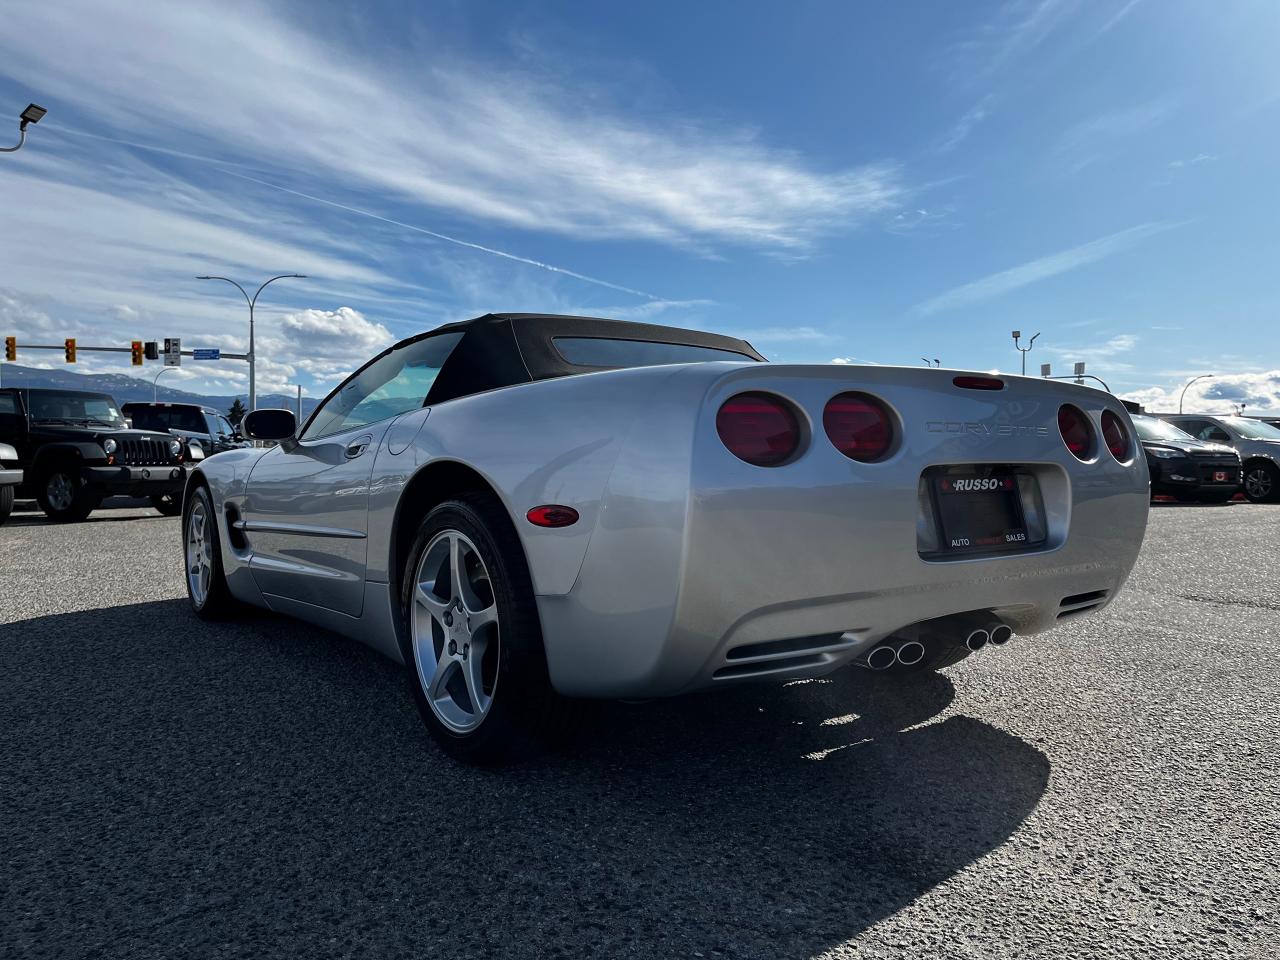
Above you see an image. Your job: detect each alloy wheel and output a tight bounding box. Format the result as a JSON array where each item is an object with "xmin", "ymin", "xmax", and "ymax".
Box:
[
  {"xmin": 46, "ymin": 472, "xmax": 74, "ymax": 512},
  {"xmin": 186, "ymin": 499, "xmax": 212, "ymax": 606},
  {"xmin": 1245, "ymin": 468, "xmax": 1273, "ymax": 501},
  {"xmin": 411, "ymin": 530, "xmax": 501, "ymax": 734}
]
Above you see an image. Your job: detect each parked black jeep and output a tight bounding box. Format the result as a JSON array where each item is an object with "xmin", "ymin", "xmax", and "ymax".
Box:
[
  {"xmin": 122, "ymin": 401, "xmax": 247, "ymax": 457},
  {"xmin": 0, "ymin": 387, "xmax": 194, "ymax": 522}
]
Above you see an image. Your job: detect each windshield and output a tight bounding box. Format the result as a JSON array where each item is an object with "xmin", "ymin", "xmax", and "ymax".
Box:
[
  {"xmin": 1225, "ymin": 418, "xmax": 1280, "ymax": 440},
  {"xmin": 27, "ymin": 391, "xmax": 126, "ymax": 427},
  {"xmin": 1132, "ymin": 417, "xmax": 1195, "ymax": 443}
]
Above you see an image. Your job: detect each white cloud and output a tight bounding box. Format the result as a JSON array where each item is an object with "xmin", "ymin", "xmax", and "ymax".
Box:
[
  {"xmin": 1, "ymin": 0, "xmax": 904, "ymax": 253},
  {"xmin": 914, "ymin": 222, "xmax": 1177, "ymax": 316},
  {"xmin": 737, "ymin": 326, "xmax": 837, "ymax": 345},
  {"xmin": 266, "ymin": 307, "xmax": 395, "ymax": 386},
  {"xmin": 1047, "ymin": 333, "xmax": 1139, "ymax": 375},
  {"xmin": 937, "ymin": 97, "xmax": 993, "ymax": 152},
  {"xmin": 1121, "ymin": 371, "xmax": 1280, "ymax": 414},
  {"xmin": 1054, "ymin": 100, "xmax": 1176, "ymax": 175}
]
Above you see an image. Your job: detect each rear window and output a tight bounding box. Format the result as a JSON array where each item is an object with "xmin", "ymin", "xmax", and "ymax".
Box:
[{"xmin": 552, "ymin": 336, "xmax": 757, "ymax": 369}]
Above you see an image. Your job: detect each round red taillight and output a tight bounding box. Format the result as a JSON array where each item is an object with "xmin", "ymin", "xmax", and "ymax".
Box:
[
  {"xmin": 823, "ymin": 392, "xmax": 893, "ymax": 462},
  {"xmin": 1058, "ymin": 404, "xmax": 1093, "ymax": 460},
  {"xmin": 716, "ymin": 392, "xmax": 801, "ymax": 467},
  {"xmin": 1101, "ymin": 410, "xmax": 1130, "ymax": 461}
]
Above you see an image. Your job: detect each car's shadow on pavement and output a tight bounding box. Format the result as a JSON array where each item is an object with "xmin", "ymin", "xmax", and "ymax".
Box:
[{"xmin": 1, "ymin": 600, "xmax": 1050, "ymax": 960}]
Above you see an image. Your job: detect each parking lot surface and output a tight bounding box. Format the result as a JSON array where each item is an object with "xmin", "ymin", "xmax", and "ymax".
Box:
[{"xmin": 2, "ymin": 498, "xmax": 1277, "ymax": 959}]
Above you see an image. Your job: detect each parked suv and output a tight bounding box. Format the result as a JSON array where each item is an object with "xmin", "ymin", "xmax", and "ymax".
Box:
[
  {"xmin": 122, "ymin": 402, "xmax": 245, "ymax": 457},
  {"xmin": 1131, "ymin": 415, "xmax": 1240, "ymax": 503},
  {"xmin": 1160, "ymin": 415, "xmax": 1280, "ymax": 503},
  {"xmin": 0, "ymin": 440, "xmax": 21, "ymax": 526},
  {"xmin": 0, "ymin": 387, "xmax": 193, "ymax": 521}
]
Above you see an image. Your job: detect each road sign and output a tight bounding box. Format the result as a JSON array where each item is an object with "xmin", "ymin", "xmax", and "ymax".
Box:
[
  {"xmin": 1040, "ymin": 363, "xmax": 1051, "ymax": 377},
  {"xmin": 164, "ymin": 337, "xmax": 182, "ymax": 367},
  {"xmin": 193, "ymin": 348, "xmax": 221, "ymax": 360}
]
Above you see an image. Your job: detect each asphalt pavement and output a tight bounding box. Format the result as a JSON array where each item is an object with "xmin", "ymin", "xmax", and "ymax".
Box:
[{"xmin": 1, "ymin": 497, "xmax": 1277, "ymax": 959}]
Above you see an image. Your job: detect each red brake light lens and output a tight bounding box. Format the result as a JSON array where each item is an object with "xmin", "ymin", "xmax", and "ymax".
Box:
[
  {"xmin": 716, "ymin": 392, "xmax": 801, "ymax": 467},
  {"xmin": 823, "ymin": 392, "xmax": 894, "ymax": 462},
  {"xmin": 1058, "ymin": 404, "xmax": 1093, "ymax": 460},
  {"xmin": 953, "ymin": 375, "xmax": 1004, "ymax": 391},
  {"xmin": 1101, "ymin": 411, "xmax": 1130, "ymax": 461}
]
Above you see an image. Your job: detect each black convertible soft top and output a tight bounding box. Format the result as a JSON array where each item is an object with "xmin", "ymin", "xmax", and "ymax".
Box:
[{"xmin": 422, "ymin": 313, "xmax": 765, "ymax": 405}]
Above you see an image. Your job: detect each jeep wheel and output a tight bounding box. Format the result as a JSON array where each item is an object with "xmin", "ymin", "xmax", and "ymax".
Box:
[
  {"xmin": 36, "ymin": 467, "xmax": 100, "ymax": 522},
  {"xmin": 151, "ymin": 493, "xmax": 183, "ymax": 516},
  {"xmin": 0, "ymin": 485, "xmax": 13, "ymax": 526}
]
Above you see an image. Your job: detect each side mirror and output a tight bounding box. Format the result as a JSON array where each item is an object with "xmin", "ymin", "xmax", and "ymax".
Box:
[{"xmin": 242, "ymin": 408, "xmax": 297, "ymax": 442}]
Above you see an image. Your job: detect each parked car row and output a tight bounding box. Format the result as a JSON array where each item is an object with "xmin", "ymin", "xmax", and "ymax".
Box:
[
  {"xmin": 1132, "ymin": 413, "xmax": 1280, "ymax": 504},
  {"xmin": 0, "ymin": 387, "xmax": 202, "ymax": 523}
]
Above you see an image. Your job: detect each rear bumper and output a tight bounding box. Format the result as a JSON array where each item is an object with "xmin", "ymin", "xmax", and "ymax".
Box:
[
  {"xmin": 540, "ymin": 473, "xmax": 1149, "ymax": 698},
  {"xmin": 82, "ymin": 464, "xmax": 188, "ymax": 496},
  {"xmin": 0, "ymin": 468, "xmax": 21, "ymax": 487}
]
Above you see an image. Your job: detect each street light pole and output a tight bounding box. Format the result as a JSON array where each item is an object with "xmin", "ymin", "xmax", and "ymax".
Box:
[
  {"xmin": 195, "ymin": 273, "xmax": 307, "ymax": 413},
  {"xmin": 1012, "ymin": 330, "xmax": 1040, "ymax": 376},
  {"xmin": 153, "ymin": 366, "xmax": 176, "ymax": 401},
  {"xmin": 1179, "ymin": 374, "xmax": 1213, "ymax": 414}
]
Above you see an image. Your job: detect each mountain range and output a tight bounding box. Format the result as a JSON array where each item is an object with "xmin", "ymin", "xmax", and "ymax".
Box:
[{"xmin": 0, "ymin": 363, "xmax": 321, "ymax": 418}]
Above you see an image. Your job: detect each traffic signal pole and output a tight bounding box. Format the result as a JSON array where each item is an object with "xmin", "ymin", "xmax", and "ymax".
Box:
[
  {"xmin": 0, "ymin": 342, "xmax": 248, "ymax": 361},
  {"xmin": 0, "ymin": 340, "xmax": 249, "ymax": 390}
]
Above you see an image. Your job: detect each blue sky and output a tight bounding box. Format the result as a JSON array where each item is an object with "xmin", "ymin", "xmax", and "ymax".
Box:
[{"xmin": 1, "ymin": 0, "xmax": 1278, "ymax": 411}]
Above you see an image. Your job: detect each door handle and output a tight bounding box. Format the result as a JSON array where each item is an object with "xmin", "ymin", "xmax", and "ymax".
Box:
[{"xmin": 345, "ymin": 437, "xmax": 371, "ymax": 459}]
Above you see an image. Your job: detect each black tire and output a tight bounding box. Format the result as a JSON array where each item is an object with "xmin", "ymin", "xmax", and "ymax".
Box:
[
  {"xmin": 1243, "ymin": 462, "xmax": 1280, "ymax": 504},
  {"xmin": 151, "ymin": 493, "xmax": 183, "ymax": 516},
  {"xmin": 400, "ymin": 494, "xmax": 578, "ymax": 765},
  {"xmin": 182, "ymin": 485, "xmax": 240, "ymax": 619},
  {"xmin": 35, "ymin": 465, "xmax": 100, "ymax": 522},
  {"xmin": 0, "ymin": 485, "xmax": 13, "ymax": 526}
]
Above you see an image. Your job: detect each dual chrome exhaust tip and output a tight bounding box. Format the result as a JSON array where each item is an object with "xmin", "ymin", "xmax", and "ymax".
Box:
[
  {"xmin": 858, "ymin": 615, "xmax": 1014, "ymax": 670},
  {"xmin": 861, "ymin": 638, "xmax": 926, "ymax": 671}
]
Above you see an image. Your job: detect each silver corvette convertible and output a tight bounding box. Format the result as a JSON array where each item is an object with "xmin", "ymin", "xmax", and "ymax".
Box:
[{"xmin": 182, "ymin": 313, "xmax": 1149, "ymax": 762}]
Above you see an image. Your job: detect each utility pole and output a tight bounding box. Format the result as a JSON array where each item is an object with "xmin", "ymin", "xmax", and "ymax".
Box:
[
  {"xmin": 195, "ymin": 274, "xmax": 307, "ymax": 413},
  {"xmin": 1012, "ymin": 330, "xmax": 1040, "ymax": 376}
]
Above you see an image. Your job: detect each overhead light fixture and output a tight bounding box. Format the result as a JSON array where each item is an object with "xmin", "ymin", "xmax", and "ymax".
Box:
[{"xmin": 19, "ymin": 103, "xmax": 46, "ymax": 130}]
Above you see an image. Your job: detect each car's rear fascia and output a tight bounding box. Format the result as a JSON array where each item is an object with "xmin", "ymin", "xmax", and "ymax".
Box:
[{"xmin": 537, "ymin": 364, "xmax": 1149, "ymax": 698}]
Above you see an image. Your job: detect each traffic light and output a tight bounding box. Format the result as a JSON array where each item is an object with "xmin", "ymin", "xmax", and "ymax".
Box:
[
  {"xmin": 64, "ymin": 338, "xmax": 76, "ymax": 363},
  {"xmin": 4, "ymin": 337, "xmax": 14, "ymax": 361},
  {"xmin": 131, "ymin": 340, "xmax": 144, "ymax": 365},
  {"xmin": 144, "ymin": 340, "xmax": 159, "ymax": 361}
]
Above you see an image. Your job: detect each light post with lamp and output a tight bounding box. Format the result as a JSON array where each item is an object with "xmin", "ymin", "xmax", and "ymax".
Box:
[{"xmin": 195, "ymin": 273, "xmax": 307, "ymax": 412}]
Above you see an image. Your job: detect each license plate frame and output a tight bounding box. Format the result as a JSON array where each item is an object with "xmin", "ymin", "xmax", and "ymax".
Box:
[{"xmin": 929, "ymin": 469, "xmax": 1032, "ymax": 555}]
